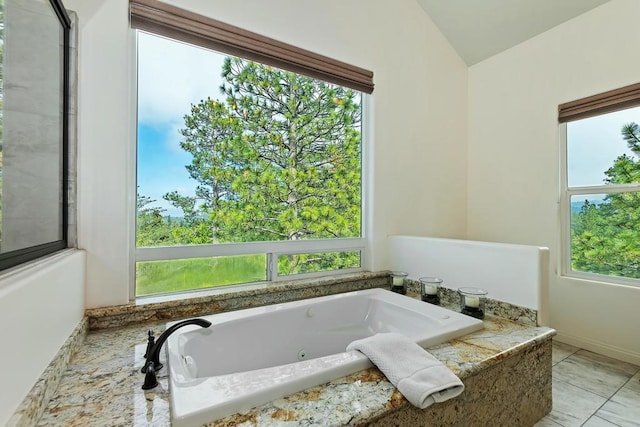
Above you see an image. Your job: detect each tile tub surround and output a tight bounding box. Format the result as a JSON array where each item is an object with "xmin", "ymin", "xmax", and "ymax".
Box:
[
  {"xmin": 7, "ymin": 318, "xmax": 88, "ymax": 427},
  {"xmin": 86, "ymin": 271, "xmax": 390, "ymax": 330},
  {"xmin": 406, "ymin": 279, "xmax": 539, "ymax": 326},
  {"xmin": 36, "ymin": 309, "xmax": 554, "ymax": 426},
  {"xmin": 11, "ymin": 271, "xmax": 541, "ymax": 425},
  {"xmin": 368, "ymin": 340, "xmax": 552, "ymax": 426}
]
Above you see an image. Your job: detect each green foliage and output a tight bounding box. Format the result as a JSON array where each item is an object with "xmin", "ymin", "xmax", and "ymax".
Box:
[
  {"xmin": 136, "ymin": 193, "xmax": 268, "ymax": 295},
  {"xmin": 278, "ymin": 251, "xmax": 360, "ymax": 276},
  {"xmin": 136, "ymin": 193, "xmax": 171, "ymax": 247},
  {"xmin": 136, "ymin": 58, "xmax": 362, "ymax": 293},
  {"xmin": 169, "ymin": 58, "xmax": 361, "ymax": 245},
  {"xmin": 136, "ymin": 255, "xmax": 266, "ymax": 296},
  {"xmin": 571, "ymin": 122, "xmax": 640, "ymax": 278},
  {"xmin": 136, "ymin": 192, "xmax": 209, "ymax": 247}
]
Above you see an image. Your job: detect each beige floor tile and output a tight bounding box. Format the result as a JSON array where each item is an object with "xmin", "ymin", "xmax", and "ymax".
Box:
[
  {"xmin": 534, "ymin": 414, "xmax": 562, "ymax": 426},
  {"xmin": 595, "ymin": 372, "xmax": 640, "ymax": 427},
  {"xmin": 545, "ymin": 379, "xmax": 608, "ymax": 427},
  {"xmin": 582, "ymin": 415, "xmax": 624, "ymax": 426},
  {"xmin": 572, "ymin": 350, "xmax": 640, "ymax": 376},
  {"xmin": 551, "ymin": 341, "xmax": 579, "ymax": 365},
  {"xmin": 552, "ymin": 350, "xmax": 638, "ymax": 398}
]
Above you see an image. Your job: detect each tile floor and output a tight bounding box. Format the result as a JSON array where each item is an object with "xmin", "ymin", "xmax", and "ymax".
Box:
[{"xmin": 535, "ymin": 341, "xmax": 640, "ymax": 427}]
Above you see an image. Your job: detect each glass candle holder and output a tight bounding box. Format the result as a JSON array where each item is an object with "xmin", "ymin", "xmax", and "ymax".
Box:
[
  {"xmin": 390, "ymin": 271, "xmax": 408, "ymax": 295},
  {"xmin": 458, "ymin": 287, "xmax": 488, "ymax": 319},
  {"xmin": 419, "ymin": 277, "xmax": 442, "ymax": 305}
]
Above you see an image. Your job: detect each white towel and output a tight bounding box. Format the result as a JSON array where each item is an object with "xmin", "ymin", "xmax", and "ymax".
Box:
[{"xmin": 346, "ymin": 332, "xmax": 464, "ymax": 409}]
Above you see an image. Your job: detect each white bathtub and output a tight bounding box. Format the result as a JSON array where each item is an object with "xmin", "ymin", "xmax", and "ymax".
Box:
[{"xmin": 165, "ymin": 288, "xmax": 484, "ymax": 426}]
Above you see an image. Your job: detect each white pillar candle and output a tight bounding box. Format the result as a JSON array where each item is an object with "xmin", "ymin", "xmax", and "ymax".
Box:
[
  {"xmin": 392, "ymin": 276, "xmax": 404, "ymax": 286},
  {"xmin": 424, "ymin": 285, "xmax": 438, "ymax": 295},
  {"xmin": 465, "ymin": 295, "xmax": 480, "ymax": 308}
]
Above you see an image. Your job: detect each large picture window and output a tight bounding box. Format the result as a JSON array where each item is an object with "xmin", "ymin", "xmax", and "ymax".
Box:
[
  {"xmin": 131, "ymin": 1, "xmax": 372, "ymax": 296},
  {"xmin": 560, "ymin": 84, "xmax": 640, "ymax": 284}
]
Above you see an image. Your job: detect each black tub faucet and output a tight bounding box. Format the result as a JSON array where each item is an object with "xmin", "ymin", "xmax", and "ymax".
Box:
[{"xmin": 141, "ymin": 318, "xmax": 212, "ymax": 390}]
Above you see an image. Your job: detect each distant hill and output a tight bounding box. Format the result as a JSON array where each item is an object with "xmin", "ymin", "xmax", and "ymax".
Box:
[{"xmin": 571, "ymin": 199, "xmax": 605, "ymax": 213}]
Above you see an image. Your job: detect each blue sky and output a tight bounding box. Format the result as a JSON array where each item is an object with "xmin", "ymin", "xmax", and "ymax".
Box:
[{"xmin": 137, "ymin": 123, "xmax": 193, "ymax": 215}]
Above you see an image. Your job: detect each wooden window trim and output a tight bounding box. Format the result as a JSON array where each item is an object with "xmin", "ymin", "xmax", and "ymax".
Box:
[
  {"xmin": 130, "ymin": 0, "xmax": 374, "ymax": 94},
  {"xmin": 559, "ymin": 82, "xmax": 640, "ymax": 123}
]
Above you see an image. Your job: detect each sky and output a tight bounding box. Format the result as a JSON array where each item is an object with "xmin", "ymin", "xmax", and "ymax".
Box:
[
  {"xmin": 136, "ymin": 31, "xmax": 640, "ymax": 216},
  {"xmin": 567, "ymin": 107, "xmax": 640, "ymax": 189},
  {"xmin": 137, "ymin": 31, "xmax": 226, "ymax": 216}
]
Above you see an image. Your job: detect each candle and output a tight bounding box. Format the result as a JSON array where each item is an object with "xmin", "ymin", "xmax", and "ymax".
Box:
[
  {"xmin": 458, "ymin": 287, "xmax": 487, "ymax": 319},
  {"xmin": 424, "ymin": 284, "xmax": 438, "ymax": 295},
  {"xmin": 420, "ymin": 277, "xmax": 442, "ymax": 301},
  {"xmin": 392, "ymin": 276, "xmax": 404, "ymax": 286},
  {"xmin": 465, "ymin": 295, "xmax": 480, "ymax": 308}
]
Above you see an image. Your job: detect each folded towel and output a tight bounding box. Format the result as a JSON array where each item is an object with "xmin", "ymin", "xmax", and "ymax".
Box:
[{"xmin": 346, "ymin": 333, "xmax": 464, "ymax": 409}]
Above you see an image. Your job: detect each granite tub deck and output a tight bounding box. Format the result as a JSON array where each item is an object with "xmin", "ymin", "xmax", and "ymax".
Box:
[{"xmin": 36, "ymin": 307, "xmax": 555, "ymax": 426}]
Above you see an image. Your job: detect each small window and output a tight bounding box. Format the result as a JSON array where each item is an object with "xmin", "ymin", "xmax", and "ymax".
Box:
[{"xmin": 560, "ymin": 88, "xmax": 640, "ymax": 284}]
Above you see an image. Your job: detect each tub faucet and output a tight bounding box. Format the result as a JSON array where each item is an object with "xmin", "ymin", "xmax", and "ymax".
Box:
[{"xmin": 141, "ymin": 318, "xmax": 212, "ymax": 390}]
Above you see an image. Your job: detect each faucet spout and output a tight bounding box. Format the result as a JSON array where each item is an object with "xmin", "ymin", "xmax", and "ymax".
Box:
[{"xmin": 141, "ymin": 318, "xmax": 211, "ymax": 378}]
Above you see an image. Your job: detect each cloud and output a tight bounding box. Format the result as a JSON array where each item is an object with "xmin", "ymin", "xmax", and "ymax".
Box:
[
  {"xmin": 567, "ymin": 106, "xmax": 639, "ymax": 187},
  {"xmin": 137, "ymin": 31, "xmax": 228, "ymax": 127},
  {"xmin": 166, "ymin": 122, "xmax": 187, "ymax": 153}
]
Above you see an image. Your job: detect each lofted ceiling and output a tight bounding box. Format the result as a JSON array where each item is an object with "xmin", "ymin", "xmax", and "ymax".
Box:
[{"xmin": 416, "ymin": 0, "xmax": 611, "ymax": 65}]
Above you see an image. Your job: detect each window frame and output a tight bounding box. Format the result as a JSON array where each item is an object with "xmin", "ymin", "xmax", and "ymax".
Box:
[
  {"xmin": 130, "ymin": 1, "xmax": 372, "ymax": 297},
  {"xmin": 135, "ymin": 238, "xmax": 367, "ymax": 283},
  {"xmin": 0, "ymin": 0, "xmax": 71, "ymax": 272},
  {"xmin": 559, "ymin": 85, "xmax": 640, "ymax": 287}
]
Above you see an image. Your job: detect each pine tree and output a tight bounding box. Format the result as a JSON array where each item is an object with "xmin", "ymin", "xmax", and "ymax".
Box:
[
  {"xmin": 164, "ymin": 58, "xmax": 362, "ymax": 273},
  {"xmin": 571, "ymin": 122, "xmax": 640, "ymax": 278}
]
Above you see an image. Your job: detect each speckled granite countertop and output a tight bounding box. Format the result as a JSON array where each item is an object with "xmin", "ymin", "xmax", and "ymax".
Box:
[{"xmin": 37, "ymin": 297, "xmax": 555, "ymax": 426}]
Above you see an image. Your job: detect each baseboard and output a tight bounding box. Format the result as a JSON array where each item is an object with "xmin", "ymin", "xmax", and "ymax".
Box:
[{"xmin": 554, "ymin": 330, "xmax": 640, "ymax": 366}]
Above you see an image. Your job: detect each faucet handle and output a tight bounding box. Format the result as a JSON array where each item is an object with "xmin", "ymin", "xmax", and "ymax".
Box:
[
  {"xmin": 141, "ymin": 330, "xmax": 162, "ymax": 372},
  {"xmin": 141, "ymin": 361, "xmax": 159, "ymax": 390},
  {"xmin": 144, "ymin": 330, "xmax": 155, "ymax": 359}
]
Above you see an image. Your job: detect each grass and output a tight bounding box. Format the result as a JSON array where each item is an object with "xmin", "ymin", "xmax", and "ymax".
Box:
[{"xmin": 136, "ymin": 254, "xmax": 267, "ymax": 296}]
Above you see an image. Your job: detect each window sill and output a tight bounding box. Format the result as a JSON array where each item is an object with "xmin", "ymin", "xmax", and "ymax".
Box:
[
  {"xmin": 559, "ymin": 271, "xmax": 640, "ymax": 289},
  {"xmin": 86, "ymin": 271, "xmax": 389, "ymax": 330},
  {"xmin": 0, "ymin": 248, "xmax": 79, "ymax": 291}
]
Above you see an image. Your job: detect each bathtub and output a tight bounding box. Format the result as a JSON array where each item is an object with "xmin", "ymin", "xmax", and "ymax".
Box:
[{"xmin": 165, "ymin": 288, "xmax": 484, "ymax": 426}]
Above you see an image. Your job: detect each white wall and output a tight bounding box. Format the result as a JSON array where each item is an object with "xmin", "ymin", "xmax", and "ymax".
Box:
[
  {"xmin": 467, "ymin": 0, "xmax": 640, "ymax": 364},
  {"xmin": 65, "ymin": 0, "xmax": 469, "ymax": 307},
  {"xmin": 0, "ymin": 250, "xmax": 85, "ymax": 425},
  {"xmin": 64, "ymin": 0, "xmax": 134, "ymax": 308},
  {"xmin": 388, "ymin": 236, "xmax": 549, "ymax": 323}
]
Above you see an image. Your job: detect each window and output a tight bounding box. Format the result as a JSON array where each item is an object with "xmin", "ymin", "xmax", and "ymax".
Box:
[
  {"xmin": 560, "ymin": 84, "xmax": 640, "ymax": 284},
  {"xmin": 131, "ymin": 0, "xmax": 373, "ymax": 296},
  {"xmin": 0, "ymin": 0, "xmax": 71, "ymax": 271}
]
